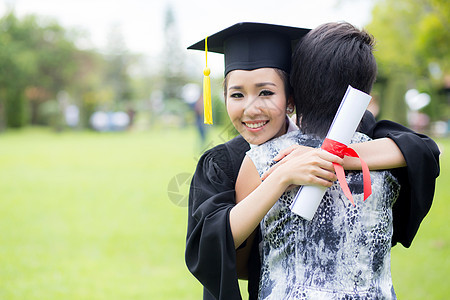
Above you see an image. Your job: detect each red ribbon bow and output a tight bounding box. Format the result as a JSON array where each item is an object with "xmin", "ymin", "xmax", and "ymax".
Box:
[{"xmin": 321, "ymin": 138, "xmax": 372, "ymax": 206}]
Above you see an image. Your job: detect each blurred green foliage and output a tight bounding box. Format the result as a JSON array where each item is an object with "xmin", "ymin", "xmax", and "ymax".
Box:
[
  {"xmin": 367, "ymin": 0, "xmax": 450, "ymax": 124},
  {"xmin": 0, "ymin": 12, "xmax": 80, "ymax": 128},
  {"xmin": 0, "ymin": 11, "xmax": 141, "ymax": 131},
  {"xmin": 0, "ymin": 0, "xmax": 448, "ymax": 132},
  {"xmin": 0, "ymin": 6, "xmax": 209, "ymax": 132}
]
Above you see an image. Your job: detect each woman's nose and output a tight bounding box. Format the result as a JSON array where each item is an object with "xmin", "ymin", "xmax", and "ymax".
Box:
[{"xmin": 244, "ymin": 97, "xmax": 264, "ymax": 115}]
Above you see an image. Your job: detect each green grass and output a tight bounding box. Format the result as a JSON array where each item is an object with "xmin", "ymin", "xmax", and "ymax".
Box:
[
  {"xmin": 391, "ymin": 138, "xmax": 450, "ymax": 299},
  {"xmin": 0, "ymin": 127, "xmax": 448, "ymax": 299},
  {"xmin": 0, "ymin": 127, "xmax": 203, "ymax": 299}
]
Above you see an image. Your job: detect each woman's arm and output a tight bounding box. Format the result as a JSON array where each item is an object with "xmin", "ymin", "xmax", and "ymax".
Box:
[
  {"xmin": 346, "ymin": 138, "xmax": 406, "ymax": 170},
  {"xmin": 235, "ymin": 228, "xmax": 257, "ymax": 279},
  {"xmin": 231, "ymin": 149, "xmax": 342, "ymax": 248},
  {"xmin": 260, "ymin": 137, "xmax": 406, "ymax": 181}
]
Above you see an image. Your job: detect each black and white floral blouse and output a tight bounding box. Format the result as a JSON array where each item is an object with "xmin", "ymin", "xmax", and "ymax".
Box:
[{"xmin": 247, "ymin": 131, "xmax": 400, "ymax": 300}]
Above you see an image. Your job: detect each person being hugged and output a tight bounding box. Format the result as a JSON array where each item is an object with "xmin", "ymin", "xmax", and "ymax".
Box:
[{"xmin": 236, "ymin": 22, "xmax": 421, "ymax": 299}]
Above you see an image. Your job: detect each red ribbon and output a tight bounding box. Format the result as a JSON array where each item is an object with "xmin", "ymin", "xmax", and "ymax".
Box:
[{"xmin": 321, "ymin": 138, "xmax": 372, "ymax": 206}]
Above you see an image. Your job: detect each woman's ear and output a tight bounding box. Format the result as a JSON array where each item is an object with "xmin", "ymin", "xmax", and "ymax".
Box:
[{"xmin": 286, "ymin": 96, "xmax": 295, "ymax": 114}]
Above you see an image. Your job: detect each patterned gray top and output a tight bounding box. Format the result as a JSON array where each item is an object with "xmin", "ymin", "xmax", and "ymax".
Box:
[{"xmin": 247, "ymin": 131, "xmax": 400, "ymax": 300}]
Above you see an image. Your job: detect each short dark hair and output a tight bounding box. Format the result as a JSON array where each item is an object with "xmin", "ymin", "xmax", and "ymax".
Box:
[{"xmin": 290, "ymin": 22, "xmax": 377, "ymax": 138}]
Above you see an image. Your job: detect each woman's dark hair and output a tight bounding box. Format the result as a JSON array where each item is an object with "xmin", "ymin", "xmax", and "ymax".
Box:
[{"xmin": 290, "ymin": 22, "xmax": 377, "ymax": 138}]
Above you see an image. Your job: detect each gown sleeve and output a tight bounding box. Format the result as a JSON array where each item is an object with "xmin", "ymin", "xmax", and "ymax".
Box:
[
  {"xmin": 368, "ymin": 119, "xmax": 441, "ymax": 247},
  {"xmin": 185, "ymin": 136, "xmax": 248, "ymax": 300}
]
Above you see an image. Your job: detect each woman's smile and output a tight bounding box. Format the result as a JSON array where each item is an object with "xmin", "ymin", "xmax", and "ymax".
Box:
[{"xmin": 243, "ymin": 120, "xmax": 269, "ymax": 130}]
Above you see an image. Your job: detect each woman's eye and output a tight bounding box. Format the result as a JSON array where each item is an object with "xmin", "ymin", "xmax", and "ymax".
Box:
[
  {"xmin": 260, "ymin": 90, "xmax": 274, "ymax": 97},
  {"xmin": 230, "ymin": 92, "xmax": 244, "ymax": 99}
]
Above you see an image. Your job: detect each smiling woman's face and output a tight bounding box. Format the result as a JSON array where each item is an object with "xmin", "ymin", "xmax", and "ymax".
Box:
[{"xmin": 226, "ymin": 68, "xmax": 288, "ymax": 145}]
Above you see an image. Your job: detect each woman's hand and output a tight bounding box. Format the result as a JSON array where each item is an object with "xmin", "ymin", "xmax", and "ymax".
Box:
[{"xmin": 262, "ymin": 145, "xmax": 344, "ymax": 188}]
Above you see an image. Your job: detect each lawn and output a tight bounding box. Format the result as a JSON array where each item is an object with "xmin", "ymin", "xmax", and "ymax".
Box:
[
  {"xmin": 0, "ymin": 127, "xmax": 448, "ymax": 299},
  {"xmin": 390, "ymin": 137, "xmax": 450, "ymax": 299},
  {"xmin": 0, "ymin": 127, "xmax": 202, "ymax": 299}
]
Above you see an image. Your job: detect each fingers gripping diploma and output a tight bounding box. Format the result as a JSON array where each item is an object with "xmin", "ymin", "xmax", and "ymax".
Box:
[{"xmin": 262, "ymin": 145, "xmax": 344, "ymax": 189}]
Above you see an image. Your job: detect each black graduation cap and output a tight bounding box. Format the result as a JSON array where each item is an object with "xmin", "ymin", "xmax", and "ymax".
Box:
[
  {"xmin": 188, "ymin": 22, "xmax": 310, "ymax": 125},
  {"xmin": 188, "ymin": 22, "xmax": 310, "ymax": 75}
]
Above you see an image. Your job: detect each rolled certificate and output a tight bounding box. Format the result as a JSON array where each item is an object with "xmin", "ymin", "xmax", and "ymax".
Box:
[{"xmin": 290, "ymin": 85, "xmax": 372, "ymax": 220}]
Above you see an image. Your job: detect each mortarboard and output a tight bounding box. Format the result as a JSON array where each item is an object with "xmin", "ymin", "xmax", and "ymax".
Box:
[{"xmin": 188, "ymin": 22, "xmax": 310, "ymax": 124}]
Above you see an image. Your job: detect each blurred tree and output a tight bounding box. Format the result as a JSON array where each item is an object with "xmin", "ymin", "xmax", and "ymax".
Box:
[
  {"xmin": 160, "ymin": 4, "xmax": 188, "ymax": 121},
  {"xmin": 367, "ymin": 0, "xmax": 450, "ymax": 124},
  {"xmin": 0, "ymin": 12, "xmax": 81, "ymax": 128},
  {"xmin": 27, "ymin": 19, "xmax": 79, "ymax": 125},
  {"xmin": 104, "ymin": 24, "xmax": 135, "ymax": 108},
  {"xmin": 69, "ymin": 49, "xmax": 107, "ymax": 128},
  {"xmin": 0, "ymin": 12, "xmax": 36, "ymax": 128}
]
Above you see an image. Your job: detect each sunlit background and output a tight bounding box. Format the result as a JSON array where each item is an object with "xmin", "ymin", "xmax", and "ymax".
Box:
[{"xmin": 0, "ymin": 0, "xmax": 448, "ymax": 299}]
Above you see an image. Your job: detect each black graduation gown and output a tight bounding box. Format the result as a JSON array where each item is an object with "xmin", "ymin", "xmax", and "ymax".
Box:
[
  {"xmin": 185, "ymin": 111, "xmax": 440, "ymax": 300},
  {"xmin": 185, "ymin": 135, "xmax": 250, "ymax": 300}
]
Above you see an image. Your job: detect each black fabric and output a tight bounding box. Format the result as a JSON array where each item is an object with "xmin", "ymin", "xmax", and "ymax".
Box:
[
  {"xmin": 185, "ymin": 135, "xmax": 250, "ymax": 300},
  {"xmin": 185, "ymin": 112, "xmax": 440, "ymax": 299},
  {"xmin": 188, "ymin": 22, "xmax": 310, "ymax": 75},
  {"xmin": 358, "ymin": 110, "xmax": 377, "ymax": 134},
  {"xmin": 223, "ymin": 32, "xmax": 293, "ymax": 75},
  {"xmin": 246, "ymin": 227, "xmax": 261, "ymax": 299}
]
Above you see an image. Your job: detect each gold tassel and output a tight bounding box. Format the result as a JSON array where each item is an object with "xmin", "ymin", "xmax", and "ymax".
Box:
[{"xmin": 203, "ymin": 36, "xmax": 213, "ymax": 124}]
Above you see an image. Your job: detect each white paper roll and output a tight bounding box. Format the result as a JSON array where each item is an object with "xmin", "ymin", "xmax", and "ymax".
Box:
[{"xmin": 290, "ymin": 86, "xmax": 372, "ymax": 220}]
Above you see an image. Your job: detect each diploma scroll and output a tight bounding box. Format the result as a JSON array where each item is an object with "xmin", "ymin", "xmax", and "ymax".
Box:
[{"xmin": 290, "ymin": 85, "xmax": 372, "ymax": 220}]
